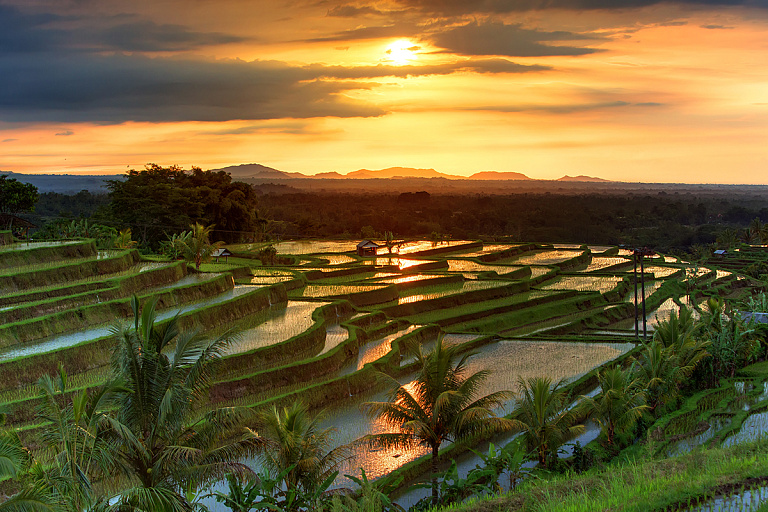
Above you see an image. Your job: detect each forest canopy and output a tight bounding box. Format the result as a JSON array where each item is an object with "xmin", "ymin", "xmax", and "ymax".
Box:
[{"xmin": 106, "ymin": 164, "xmax": 262, "ymax": 248}]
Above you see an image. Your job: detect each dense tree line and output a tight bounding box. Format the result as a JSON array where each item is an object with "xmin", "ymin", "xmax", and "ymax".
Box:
[
  {"xmin": 104, "ymin": 164, "xmax": 264, "ymax": 248},
  {"xmin": 23, "ymin": 172, "xmax": 768, "ymax": 255},
  {"xmin": 258, "ymin": 190, "xmax": 768, "ymax": 253}
]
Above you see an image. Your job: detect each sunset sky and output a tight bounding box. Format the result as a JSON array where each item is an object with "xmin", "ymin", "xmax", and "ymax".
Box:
[{"xmin": 0, "ymin": 0, "xmax": 767, "ymax": 183}]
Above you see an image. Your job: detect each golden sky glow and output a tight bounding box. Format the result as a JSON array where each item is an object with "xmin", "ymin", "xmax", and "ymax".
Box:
[{"xmin": 0, "ymin": 0, "xmax": 767, "ymax": 183}]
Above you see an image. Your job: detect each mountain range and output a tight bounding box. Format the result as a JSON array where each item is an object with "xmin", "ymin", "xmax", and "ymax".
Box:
[{"xmin": 211, "ymin": 164, "xmax": 609, "ymax": 182}]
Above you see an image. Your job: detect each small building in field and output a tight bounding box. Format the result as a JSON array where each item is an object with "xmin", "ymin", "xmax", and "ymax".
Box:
[
  {"xmin": 356, "ymin": 240, "xmax": 380, "ymax": 257},
  {"xmin": 212, "ymin": 248, "xmax": 233, "ymax": 262},
  {"xmin": 0, "ymin": 214, "xmax": 37, "ymax": 240},
  {"xmin": 714, "ymin": 249, "xmax": 728, "ymax": 258}
]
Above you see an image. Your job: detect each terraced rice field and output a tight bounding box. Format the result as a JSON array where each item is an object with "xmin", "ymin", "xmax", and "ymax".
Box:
[
  {"xmin": 359, "ymin": 257, "xmax": 433, "ymax": 268},
  {"xmin": 540, "ymin": 275, "xmax": 624, "ymax": 293},
  {"xmin": 581, "ymin": 257, "xmax": 629, "ymax": 272},
  {"xmin": 396, "ymin": 280, "xmax": 515, "ymax": 304},
  {"xmin": 224, "ymin": 301, "xmax": 321, "ymax": 355},
  {"xmin": 293, "ymin": 283, "xmax": 389, "ymax": 298},
  {"xmin": 1, "ymin": 238, "xmax": 756, "ymax": 509},
  {"xmin": 510, "ymin": 250, "xmax": 581, "ymax": 265},
  {"xmin": 446, "ymin": 259, "xmax": 523, "ymax": 274}
]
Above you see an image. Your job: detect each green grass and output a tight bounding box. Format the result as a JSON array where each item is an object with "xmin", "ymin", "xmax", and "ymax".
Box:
[{"xmin": 444, "ymin": 437, "xmax": 768, "ymax": 512}]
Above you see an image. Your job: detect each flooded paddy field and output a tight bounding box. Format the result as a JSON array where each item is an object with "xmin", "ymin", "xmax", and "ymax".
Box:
[{"xmin": 2, "ymin": 237, "xmax": 759, "ymax": 511}]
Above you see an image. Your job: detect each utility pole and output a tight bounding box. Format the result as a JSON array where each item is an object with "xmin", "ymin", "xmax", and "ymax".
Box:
[{"xmin": 633, "ymin": 247, "xmax": 656, "ymax": 342}]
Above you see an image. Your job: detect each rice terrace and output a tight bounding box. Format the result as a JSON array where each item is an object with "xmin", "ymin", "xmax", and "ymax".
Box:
[{"xmin": 5, "ymin": 211, "xmax": 768, "ymax": 511}]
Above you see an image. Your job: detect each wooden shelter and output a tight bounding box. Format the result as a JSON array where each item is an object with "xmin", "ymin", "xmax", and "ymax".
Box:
[
  {"xmin": 0, "ymin": 214, "xmax": 36, "ymax": 240},
  {"xmin": 212, "ymin": 248, "xmax": 233, "ymax": 262},
  {"xmin": 356, "ymin": 240, "xmax": 380, "ymax": 257}
]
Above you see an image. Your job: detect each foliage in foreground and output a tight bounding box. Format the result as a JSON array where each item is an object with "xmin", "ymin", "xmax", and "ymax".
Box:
[
  {"xmin": 363, "ymin": 337, "xmax": 514, "ymax": 506},
  {"xmin": 444, "ymin": 436, "xmax": 768, "ymax": 512}
]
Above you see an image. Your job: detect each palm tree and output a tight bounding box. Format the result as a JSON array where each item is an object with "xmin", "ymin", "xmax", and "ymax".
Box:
[
  {"xmin": 32, "ymin": 371, "xmax": 119, "ymax": 512},
  {"xmin": 363, "ymin": 338, "xmax": 513, "ymax": 506},
  {"xmin": 653, "ymin": 307, "xmax": 710, "ymax": 376},
  {"xmin": 749, "ymin": 217, "xmax": 768, "ymax": 245},
  {"xmin": 103, "ymin": 295, "xmax": 265, "ymax": 511},
  {"xmin": 716, "ymin": 228, "xmax": 739, "ymax": 250},
  {"xmin": 579, "ymin": 368, "xmax": 648, "ymax": 446},
  {"xmin": 0, "ymin": 430, "xmax": 54, "ymax": 512},
  {"xmin": 257, "ymin": 402, "xmax": 348, "ymax": 510},
  {"xmin": 509, "ymin": 377, "xmax": 584, "ymax": 469},
  {"xmin": 174, "ymin": 223, "xmax": 223, "ymax": 270},
  {"xmin": 631, "ymin": 340, "xmax": 689, "ymax": 415}
]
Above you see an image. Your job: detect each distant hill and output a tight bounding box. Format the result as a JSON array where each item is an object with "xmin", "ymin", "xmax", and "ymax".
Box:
[
  {"xmin": 344, "ymin": 167, "xmax": 463, "ymax": 179},
  {"xmin": 558, "ymin": 175, "xmax": 611, "ymax": 183},
  {"xmin": 0, "ymin": 171, "xmax": 116, "ymax": 194},
  {"xmin": 469, "ymin": 171, "xmax": 530, "ymax": 180},
  {"xmin": 210, "ymin": 163, "xmax": 306, "ymax": 179}
]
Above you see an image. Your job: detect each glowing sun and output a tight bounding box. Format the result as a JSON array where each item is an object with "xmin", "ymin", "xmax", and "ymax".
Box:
[{"xmin": 386, "ymin": 39, "xmax": 419, "ymax": 65}]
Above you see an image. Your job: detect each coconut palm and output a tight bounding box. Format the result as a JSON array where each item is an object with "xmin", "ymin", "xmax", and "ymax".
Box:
[
  {"xmin": 257, "ymin": 402, "xmax": 348, "ymax": 510},
  {"xmin": 749, "ymin": 217, "xmax": 768, "ymax": 245},
  {"xmin": 32, "ymin": 371, "xmax": 119, "ymax": 512},
  {"xmin": 631, "ymin": 340, "xmax": 690, "ymax": 415},
  {"xmin": 102, "ymin": 295, "xmax": 265, "ymax": 511},
  {"xmin": 363, "ymin": 338, "xmax": 513, "ymax": 506},
  {"xmin": 0, "ymin": 406, "xmax": 73, "ymax": 512},
  {"xmin": 174, "ymin": 223, "xmax": 223, "ymax": 270},
  {"xmin": 579, "ymin": 368, "xmax": 648, "ymax": 446},
  {"xmin": 509, "ymin": 377, "xmax": 584, "ymax": 469},
  {"xmin": 653, "ymin": 307, "xmax": 710, "ymax": 377}
]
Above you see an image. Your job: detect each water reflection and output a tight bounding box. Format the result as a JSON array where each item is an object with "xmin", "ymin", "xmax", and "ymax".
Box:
[{"xmin": 324, "ymin": 339, "xmax": 631, "ymax": 492}]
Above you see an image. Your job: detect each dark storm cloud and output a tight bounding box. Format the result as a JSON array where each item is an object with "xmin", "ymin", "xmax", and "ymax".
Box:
[
  {"xmin": 91, "ymin": 20, "xmax": 244, "ymax": 52},
  {"xmin": 429, "ymin": 21, "xmax": 601, "ymax": 57},
  {"xmin": 0, "ymin": 54, "xmax": 385, "ymax": 123},
  {"xmin": 390, "ymin": 0, "xmax": 768, "ymax": 15},
  {"xmin": 0, "ymin": 4, "xmax": 245, "ymax": 54},
  {"xmin": 0, "ymin": 5, "xmax": 67, "ymax": 53}
]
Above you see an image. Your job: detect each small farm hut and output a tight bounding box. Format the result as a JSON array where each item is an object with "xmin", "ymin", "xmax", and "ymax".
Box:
[
  {"xmin": 212, "ymin": 248, "xmax": 233, "ymax": 262},
  {"xmin": 0, "ymin": 214, "xmax": 36, "ymax": 240},
  {"xmin": 714, "ymin": 249, "xmax": 727, "ymax": 258},
  {"xmin": 356, "ymin": 240, "xmax": 380, "ymax": 257}
]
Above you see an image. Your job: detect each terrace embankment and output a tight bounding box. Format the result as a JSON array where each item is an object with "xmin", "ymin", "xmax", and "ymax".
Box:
[
  {"xmin": 0, "ymin": 284, "xmax": 289, "ymax": 391},
  {"xmin": 214, "ymin": 300, "xmax": 358, "ymax": 381},
  {"xmin": 0, "ymin": 249, "xmax": 141, "ymax": 294},
  {"xmin": 0, "ymin": 272, "xmax": 235, "ymax": 346},
  {"xmin": 0, "ymin": 262, "xmax": 188, "ymax": 324},
  {"xmin": 381, "ymin": 280, "xmax": 531, "ymax": 318},
  {"xmin": 0, "ymin": 240, "xmax": 97, "ymax": 270}
]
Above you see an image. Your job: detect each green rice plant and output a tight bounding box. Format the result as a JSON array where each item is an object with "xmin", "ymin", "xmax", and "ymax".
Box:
[
  {"xmin": 291, "ymin": 284, "xmax": 388, "ymax": 298},
  {"xmin": 581, "ymin": 257, "xmax": 630, "ymax": 272},
  {"xmin": 445, "ymin": 259, "xmax": 525, "ymax": 274},
  {"xmin": 272, "ymin": 240, "xmax": 359, "ymax": 255},
  {"xmin": 644, "ymin": 265, "xmax": 684, "ymax": 278},
  {"xmin": 541, "ymin": 276, "xmax": 624, "ymax": 294},
  {"xmin": 397, "ymin": 281, "xmax": 517, "ymax": 306},
  {"xmin": 511, "ymin": 250, "xmax": 585, "ymax": 266}
]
